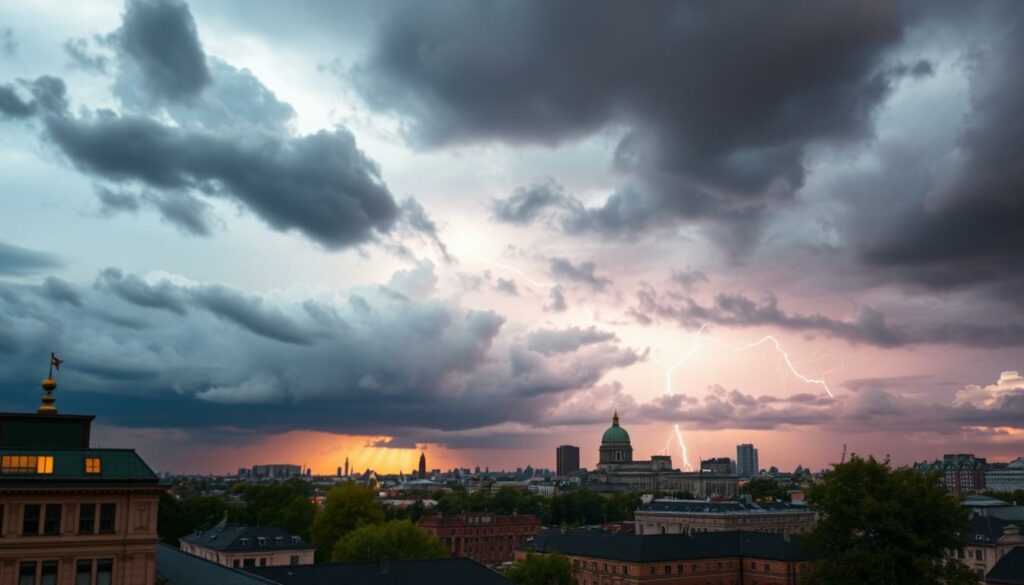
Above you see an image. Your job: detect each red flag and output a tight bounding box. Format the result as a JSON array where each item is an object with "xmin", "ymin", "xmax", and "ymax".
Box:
[{"xmin": 50, "ymin": 354, "xmax": 62, "ymax": 371}]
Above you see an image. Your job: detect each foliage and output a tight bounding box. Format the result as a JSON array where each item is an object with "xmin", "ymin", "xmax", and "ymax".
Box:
[
  {"xmin": 740, "ymin": 477, "xmax": 784, "ymax": 501},
  {"xmin": 329, "ymin": 520, "xmax": 448, "ymax": 562},
  {"xmin": 157, "ymin": 493, "xmax": 230, "ymax": 545},
  {"xmin": 545, "ymin": 489, "xmax": 639, "ymax": 525},
  {"xmin": 311, "ymin": 482, "xmax": 385, "ymax": 559},
  {"xmin": 235, "ymin": 478, "xmax": 316, "ymax": 540},
  {"xmin": 803, "ymin": 455, "xmax": 978, "ymax": 585},
  {"xmin": 506, "ymin": 553, "xmax": 575, "ymax": 585}
]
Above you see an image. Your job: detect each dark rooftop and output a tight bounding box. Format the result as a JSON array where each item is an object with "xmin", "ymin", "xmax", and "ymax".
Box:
[
  {"xmin": 522, "ymin": 528, "xmax": 809, "ymax": 562},
  {"xmin": 248, "ymin": 557, "xmax": 514, "ymax": 585},
  {"xmin": 182, "ymin": 521, "xmax": 315, "ymax": 552},
  {"xmin": 638, "ymin": 498, "xmax": 813, "ymax": 515},
  {"xmin": 156, "ymin": 543, "xmax": 276, "ymax": 585},
  {"xmin": 986, "ymin": 546, "xmax": 1024, "ymax": 584}
]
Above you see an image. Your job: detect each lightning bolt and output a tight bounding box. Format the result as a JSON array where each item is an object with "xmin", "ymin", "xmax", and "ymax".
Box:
[
  {"xmin": 673, "ymin": 424, "xmax": 694, "ymax": 472},
  {"xmin": 703, "ymin": 334, "xmax": 836, "ymax": 398},
  {"xmin": 471, "ymin": 256, "xmax": 552, "ymax": 289},
  {"xmin": 652, "ymin": 324, "xmax": 707, "ymax": 396}
]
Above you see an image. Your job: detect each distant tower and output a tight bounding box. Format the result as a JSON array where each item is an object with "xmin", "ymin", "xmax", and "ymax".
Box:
[
  {"xmin": 419, "ymin": 452, "xmax": 427, "ymax": 479},
  {"xmin": 737, "ymin": 443, "xmax": 759, "ymax": 477},
  {"xmin": 344, "ymin": 457, "xmax": 349, "ymax": 478}
]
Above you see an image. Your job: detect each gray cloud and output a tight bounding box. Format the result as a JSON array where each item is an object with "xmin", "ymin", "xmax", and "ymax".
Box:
[
  {"xmin": 633, "ymin": 286, "xmax": 1024, "ymax": 348},
  {"xmin": 355, "ymin": 1, "xmax": 915, "ymax": 250},
  {"xmin": 0, "ymin": 264, "xmax": 639, "ymax": 441},
  {"xmin": 545, "ymin": 286, "xmax": 567, "ymax": 313},
  {"xmin": 118, "ymin": 0, "xmax": 211, "ymax": 101},
  {"xmin": 494, "ymin": 278, "xmax": 518, "ymax": 296},
  {"xmin": 549, "ymin": 257, "xmax": 611, "ymax": 291},
  {"xmin": 0, "ymin": 241, "xmax": 62, "ymax": 276},
  {"xmin": 40, "ymin": 276, "xmax": 82, "ymax": 307},
  {"xmin": 525, "ymin": 326, "xmax": 616, "ymax": 356},
  {"xmin": 64, "ymin": 37, "xmax": 112, "ymax": 74}
]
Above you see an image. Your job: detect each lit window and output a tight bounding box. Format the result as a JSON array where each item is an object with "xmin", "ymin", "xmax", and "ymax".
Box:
[
  {"xmin": 1, "ymin": 455, "xmax": 53, "ymax": 474},
  {"xmin": 85, "ymin": 458, "xmax": 101, "ymax": 474}
]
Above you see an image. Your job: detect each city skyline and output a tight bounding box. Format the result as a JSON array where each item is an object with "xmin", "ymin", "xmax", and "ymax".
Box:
[{"xmin": 1, "ymin": 0, "xmax": 1023, "ymax": 475}]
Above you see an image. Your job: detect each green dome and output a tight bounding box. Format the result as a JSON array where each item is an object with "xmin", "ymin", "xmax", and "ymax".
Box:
[
  {"xmin": 601, "ymin": 411, "xmax": 631, "ymax": 444},
  {"xmin": 601, "ymin": 425, "xmax": 631, "ymax": 444}
]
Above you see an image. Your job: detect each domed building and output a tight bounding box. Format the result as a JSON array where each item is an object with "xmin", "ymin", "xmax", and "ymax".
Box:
[{"xmin": 590, "ymin": 411, "xmax": 737, "ymax": 497}]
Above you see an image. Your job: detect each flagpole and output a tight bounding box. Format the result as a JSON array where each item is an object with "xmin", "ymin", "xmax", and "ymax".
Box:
[{"xmin": 48, "ymin": 352, "xmax": 54, "ymax": 379}]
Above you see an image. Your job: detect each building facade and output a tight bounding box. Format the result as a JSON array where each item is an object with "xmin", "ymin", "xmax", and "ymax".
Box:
[
  {"xmin": 700, "ymin": 458, "xmax": 733, "ymax": 475},
  {"xmin": 986, "ymin": 458, "xmax": 1024, "ymax": 493},
  {"xmin": 0, "ymin": 378, "xmax": 164, "ymax": 585},
  {"xmin": 915, "ymin": 454, "xmax": 988, "ymax": 496},
  {"xmin": 179, "ymin": 520, "xmax": 314, "ymax": 569},
  {"xmin": 736, "ymin": 444, "xmax": 759, "ymax": 478},
  {"xmin": 556, "ymin": 445, "xmax": 580, "ymax": 477},
  {"xmin": 518, "ymin": 529, "xmax": 809, "ymax": 585},
  {"xmin": 634, "ymin": 499, "xmax": 817, "ymax": 536},
  {"xmin": 589, "ymin": 414, "xmax": 738, "ymax": 497},
  {"xmin": 418, "ymin": 512, "xmax": 540, "ymax": 566}
]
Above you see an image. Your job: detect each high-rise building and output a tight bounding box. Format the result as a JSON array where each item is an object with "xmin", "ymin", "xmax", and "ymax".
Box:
[
  {"xmin": 344, "ymin": 456, "xmax": 349, "ymax": 478},
  {"xmin": 736, "ymin": 443, "xmax": 759, "ymax": 477},
  {"xmin": 556, "ymin": 445, "xmax": 580, "ymax": 476},
  {"xmin": 419, "ymin": 452, "xmax": 427, "ymax": 479}
]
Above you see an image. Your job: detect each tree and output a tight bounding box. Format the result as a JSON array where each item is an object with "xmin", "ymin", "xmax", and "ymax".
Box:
[
  {"xmin": 330, "ymin": 520, "xmax": 448, "ymax": 562},
  {"xmin": 803, "ymin": 455, "xmax": 978, "ymax": 585},
  {"xmin": 157, "ymin": 493, "xmax": 230, "ymax": 545},
  {"xmin": 311, "ymin": 483, "xmax": 385, "ymax": 559},
  {"xmin": 506, "ymin": 553, "xmax": 575, "ymax": 585},
  {"xmin": 740, "ymin": 477, "xmax": 783, "ymax": 501}
]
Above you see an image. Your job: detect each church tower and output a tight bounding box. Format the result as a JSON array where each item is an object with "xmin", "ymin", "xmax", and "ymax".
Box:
[{"xmin": 418, "ymin": 452, "xmax": 427, "ymax": 479}]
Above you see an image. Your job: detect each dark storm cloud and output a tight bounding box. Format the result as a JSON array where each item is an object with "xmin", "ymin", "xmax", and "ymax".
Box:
[
  {"xmin": 40, "ymin": 277, "xmax": 82, "ymax": 307},
  {"xmin": 64, "ymin": 37, "xmax": 112, "ymax": 74},
  {"xmin": 1, "ymin": 0, "xmax": 409, "ymax": 251},
  {"xmin": 633, "ymin": 286, "xmax": 1024, "ymax": 348},
  {"xmin": 95, "ymin": 267, "xmax": 187, "ymax": 315},
  {"xmin": 491, "ymin": 180, "xmax": 569, "ymax": 225},
  {"xmin": 0, "ymin": 241, "xmax": 62, "ymax": 275},
  {"xmin": 355, "ymin": 1, "xmax": 913, "ymax": 248},
  {"xmin": 0, "ymin": 265, "xmax": 638, "ymax": 439},
  {"xmin": 525, "ymin": 326, "xmax": 616, "ymax": 356},
  {"xmin": 670, "ymin": 269, "xmax": 708, "ymax": 291},
  {"xmin": 42, "ymin": 112, "xmax": 398, "ymax": 248},
  {"xmin": 549, "ymin": 258, "xmax": 611, "ymax": 291},
  {"xmin": 118, "ymin": 0, "xmax": 211, "ymax": 100}
]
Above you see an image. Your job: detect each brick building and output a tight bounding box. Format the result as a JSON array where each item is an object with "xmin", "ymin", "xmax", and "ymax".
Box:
[
  {"xmin": 519, "ymin": 529, "xmax": 809, "ymax": 584},
  {"xmin": 418, "ymin": 512, "xmax": 540, "ymax": 565},
  {"xmin": 634, "ymin": 499, "xmax": 816, "ymax": 537},
  {"xmin": 0, "ymin": 376, "xmax": 164, "ymax": 585}
]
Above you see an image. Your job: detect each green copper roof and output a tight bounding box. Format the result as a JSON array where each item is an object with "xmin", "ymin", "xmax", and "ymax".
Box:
[
  {"xmin": 0, "ymin": 448, "xmax": 159, "ymax": 483},
  {"xmin": 601, "ymin": 424, "xmax": 630, "ymax": 444}
]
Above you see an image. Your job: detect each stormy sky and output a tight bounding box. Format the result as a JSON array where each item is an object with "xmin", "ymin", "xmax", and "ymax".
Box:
[{"xmin": 1, "ymin": 0, "xmax": 1022, "ymax": 474}]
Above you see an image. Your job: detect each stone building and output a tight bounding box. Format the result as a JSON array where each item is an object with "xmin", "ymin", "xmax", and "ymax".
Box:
[
  {"xmin": 0, "ymin": 375, "xmax": 163, "ymax": 585},
  {"xmin": 418, "ymin": 512, "xmax": 540, "ymax": 566},
  {"xmin": 589, "ymin": 413, "xmax": 738, "ymax": 497},
  {"xmin": 634, "ymin": 499, "xmax": 816, "ymax": 536}
]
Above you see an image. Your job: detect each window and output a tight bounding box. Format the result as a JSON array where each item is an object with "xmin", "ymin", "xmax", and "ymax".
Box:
[
  {"xmin": 43, "ymin": 504, "xmax": 62, "ymax": 535},
  {"xmin": 243, "ymin": 559, "xmax": 256, "ymax": 568},
  {"xmin": 975, "ymin": 549, "xmax": 984, "ymax": 561},
  {"xmin": 275, "ymin": 536, "xmax": 283, "ymax": 545},
  {"xmin": 96, "ymin": 559, "xmax": 112, "ymax": 585},
  {"xmin": 40, "ymin": 561, "xmax": 57, "ymax": 585},
  {"xmin": 290, "ymin": 555, "xmax": 300, "ymax": 565},
  {"xmin": 85, "ymin": 458, "xmax": 101, "ymax": 474},
  {"xmin": 79, "ymin": 504, "xmax": 96, "ymax": 534},
  {"xmin": 232, "ymin": 560, "xmax": 240, "ymax": 568},
  {"xmin": 2, "ymin": 455, "xmax": 53, "ymax": 474},
  {"xmin": 98, "ymin": 504, "xmax": 116, "ymax": 534},
  {"xmin": 22, "ymin": 504, "xmax": 41, "ymax": 535},
  {"xmin": 291, "ymin": 536, "xmax": 299, "ymax": 544},
  {"xmin": 259, "ymin": 558, "xmax": 267, "ymax": 567},
  {"xmin": 18, "ymin": 562, "xmax": 35, "ymax": 585},
  {"xmin": 258, "ymin": 536, "xmax": 267, "ymax": 546},
  {"xmin": 240, "ymin": 537, "xmax": 250, "ymax": 546},
  {"xmin": 75, "ymin": 560, "xmax": 92, "ymax": 585}
]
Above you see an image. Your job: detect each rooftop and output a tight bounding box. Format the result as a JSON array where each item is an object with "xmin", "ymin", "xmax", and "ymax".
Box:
[
  {"xmin": 0, "ymin": 448, "xmax": 158, "ymax": 484},
  {"xmin": 638, "ymin": 499, "xmax": 814, "ymax": 516},
  {"xmin": 156, "ymin": 544, "xmax": 275, "ymax": 585},
  {"xmin": 247, "ymin": 557, "xmax": 514, "ymax": 585},
  {"xmin": 522, "ymin": 528, "xmax": 810, "ymax": 562},
  {"xmin": 182, "ymin": 521, "xmax": 315, "ymax": 552},
  {"xmin": 986, "ymin": 546, "xmax": 1024, "ymax": 584}
]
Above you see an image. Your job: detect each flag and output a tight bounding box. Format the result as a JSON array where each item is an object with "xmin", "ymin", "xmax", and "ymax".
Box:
[{"xmin": 50, "ymin": 353, "xmax": 63, "ymax": 371}]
